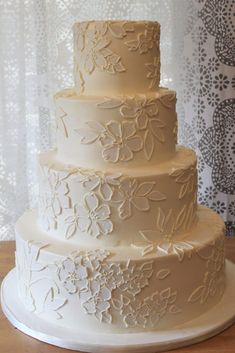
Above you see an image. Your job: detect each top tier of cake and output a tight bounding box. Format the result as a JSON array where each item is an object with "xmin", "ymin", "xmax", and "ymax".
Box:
[{"xmin": 74, "ymin": 20, "xmax": 160, "ymax": 95}]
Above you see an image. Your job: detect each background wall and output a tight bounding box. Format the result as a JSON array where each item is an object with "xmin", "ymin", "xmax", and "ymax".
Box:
[{"xmin": 0, "ymin": 0, "xmax": 234, "ymax": 240}]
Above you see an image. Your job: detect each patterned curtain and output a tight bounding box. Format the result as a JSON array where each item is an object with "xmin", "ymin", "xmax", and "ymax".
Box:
[
  {"xmin": 177, "ymin": 0, "xmax": 235, "ymax": 235},
  {"xmin": 0, "ymin": 0, "xmax": 234, "ymax": 240}
]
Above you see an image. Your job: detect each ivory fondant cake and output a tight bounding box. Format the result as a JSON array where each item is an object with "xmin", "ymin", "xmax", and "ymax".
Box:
[{"xmin": 7, "ymin": 20, "xmax": 229, "ymax": 340}]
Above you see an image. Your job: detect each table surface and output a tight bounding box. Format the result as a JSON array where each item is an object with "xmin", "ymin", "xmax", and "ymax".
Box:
[{"xmin": 0, "ymin": 239, "xmax": 235, "ymax": 353}]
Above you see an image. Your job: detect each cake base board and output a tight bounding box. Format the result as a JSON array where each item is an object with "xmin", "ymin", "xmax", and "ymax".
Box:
[{"xmin": 1, "ymin": 261, "xmax": 235, "ymax": 353}]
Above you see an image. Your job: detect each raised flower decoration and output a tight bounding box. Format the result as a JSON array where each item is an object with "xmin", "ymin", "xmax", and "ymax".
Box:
[
  {"xmin": 99, "ymin": 262, "xmax": 123, "ymax": 291},
  {"xmin": 125, "ymin": 24, "xmax": 160, "ymax": 54},
  {"xmin": 118, "ymin": 179, "xmax": 166, "ymax": 220},
  {"xmin": 119, "ymin": 261, "xmax": 153, "ymax": 296},
  {"xmin": 81, "ymin": 283, "xmax": 112, "ymax": 323},
  {"xmin": 120, "ymin": 95, "xmax": 158, "ymax": 130},
  {"xmin": 170, "ymin": 166, "xmax": 197, "ymax": 199},
  {"xmin": 145, "ymin": 56, "xmax": 160, "ymax": 89},
  {"xmin": 76, "ymin": 120, "xmax": 143, "ymax": 163},
  {"xmin": 188, "ymin": 236, "xmax": 225, "ymax": 304},
  {"xmin": 42, "ymin": 288, "xmax": 67, "ymax": 320},
  {"xmin": 55, "ymin": 249, "xmax": 155, "ymax": 325},
  {"xmin": 100, "ymin": 121, "xmax": 143, "ymax": 162},
  {"xmin": 97, "ymin": 94, "xmax": 167, "ymax": 161},
  {"xmin": 122, "ymin": 287, "xmax": 181, "ymax": 328},
  {"xmin": 75, "ymin": 170, "xmax": 122, "ymax": 201},
  {"xmin": 123, "ymin": 298, "xmax": 149, "ymax": 328},
  {"xmin": 120, "ymin": 95, "xmax": 165, "ymax": 160},
  {"xmin": 143, "ymin": 288, "xmax": 181, "ymax": 326},
  {"xmin": 65, "ymin": 193, "xmax": 113, "ymax": 239},
  {"xmin": 58, "ymin": 257, "xmax": 88, "ymax": 294},
  {"xmin": 75, "ymin": 21, "xmax": 126, "ymax": 75},
  {"xmin": 132, "ymin": 204, "xmax": 197, "ymax": 261},
  {"xmin": 131, "ymin": 230, "xmax": 196, "ymax": 262}
]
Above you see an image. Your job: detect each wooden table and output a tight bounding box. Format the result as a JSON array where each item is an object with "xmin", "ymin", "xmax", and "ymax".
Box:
[{"xmin": 1, "ymin": 239, "xmax": 235, "ymax": 353}]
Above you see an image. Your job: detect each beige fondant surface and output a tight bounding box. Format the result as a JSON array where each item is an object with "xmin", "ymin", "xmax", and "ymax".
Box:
[
  {"xmin": 55, "ymin": 88, "xmax": 177, "ymax": 169},
  {"xmin": 38, "ymin": 147, "xmax": 197, "ymax": 247},
  {"xmin": 73, "ymin": 20, "xmax": 160, "ymax": 95}
]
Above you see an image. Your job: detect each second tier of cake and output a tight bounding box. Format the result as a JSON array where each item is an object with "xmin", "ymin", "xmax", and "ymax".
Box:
[
  {"xmin": 55, "ymin": 88, "xmax": 177, "ymax": 169},
  {"xmin": 38, "ymin": 147, "xmax": 197, "ymax": 247}
]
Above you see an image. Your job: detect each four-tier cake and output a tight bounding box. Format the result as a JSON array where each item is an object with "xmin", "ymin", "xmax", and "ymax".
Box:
[{"xmin": 13, "ymin": 20, "xmax": 226, "ymax": 335}]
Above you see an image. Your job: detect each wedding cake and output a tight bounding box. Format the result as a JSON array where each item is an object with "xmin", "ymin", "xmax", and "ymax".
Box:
[{"xmin": 14, "ymin": 20, "xmax": 226, "ymax": 334}]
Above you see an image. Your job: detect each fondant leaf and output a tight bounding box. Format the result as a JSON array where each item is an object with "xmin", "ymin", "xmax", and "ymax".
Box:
[
  {"xmin": 135, "ymin": 182, "xmax": 155, "ymax": 197},
  {"xmin": 132, "ymin": 196, "xmax": 150, "ymax": 211},
  {"xmin": 156, "ymin": 207, "xmax": 165, "ymax": 232},
  {"xmin": 179, "ymin": 183, "xmax": 188, "ymax": 199},
  {"xmin": 99, "ymin": 96, "xmax": 121, "ymax": 107},
  {"xmin": 111, "ymin": 298, "xmax": 122, "ymax": 310},
  {"xmin": 170, "ymin": 168, "xmax": 183, "ymax": 177},
  {"xmin": 149, "ymin": 119, "xmax": 165, "ymax": 142},
  {"xmin": 173, "ymin": 246, "xmax": 185, "ymax": 262},
  {"xmin": 75, "ymin": 128, "xmax": 100, "ymax": 144},
  {"xmin": 148, "ymin": 190, "xmax": 166, "ymax": 201},
  {"xmin": 115, "ymin": 60, "xmax": 126, "ymax": 73},
  {"xmin": 156, "ymin": 269, "xmax": 170, "ymax": 280},
  {"xmin": 86, "ymin": 121, "xmax": 106, "ymax": 133},
  {"xmin": 141, "ymin": 244, "xmax": 155, "ymax": 256},
  {"xmin": 168, "ymin": 304, "xmax": 181, "ymax": 314},
  {"xmin": 141, "ymin": 261, "xmax": 153, "ymax": 271},
  {"xmin": 185, "ymin": 202, "xmax": 194, "ymax": 229},
  {"xmin": 174, "ymin": 205, "xmax": 186, "ymax": 231},
  {"xmin": 188, "ymin": 285, "xmax": 205, "ymax": 303},
  {"xmin": 118, "ymin": 199, "xmax": 131, "ymax": 220},
  {"xmin": 65, "ymin": 222, "xmax": 77, "ymax": 239},
  {"xmin": 144, "ymin": 129, "xmax": 154, "ymax": 161}
]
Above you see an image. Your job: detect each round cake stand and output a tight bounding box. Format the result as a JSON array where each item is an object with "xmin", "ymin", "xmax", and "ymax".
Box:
[{"xmin": 1, "ymin": 261, "xmax": 235, "ymax": 353}]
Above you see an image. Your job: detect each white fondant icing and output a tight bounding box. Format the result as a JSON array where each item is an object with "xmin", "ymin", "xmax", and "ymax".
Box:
[
  {"xmin": 73, "ymin": 21, "xmax": 160, "ymax": 95},
  {"xmin": 38, "ymin": 147, "xmax": 197, "ymax": 247},
  {"xmin": 15, "ymin": 206, "xmax": 225, "ymax": 333},
  {"xmin": 54, "ymin": 88, "xmax": 177, "ymax": 169}
]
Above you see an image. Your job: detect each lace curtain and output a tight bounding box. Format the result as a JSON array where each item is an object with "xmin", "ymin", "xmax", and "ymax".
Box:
[{"xmin": 0, "ymin": 0, "xmax": 234, "ymax": 240}]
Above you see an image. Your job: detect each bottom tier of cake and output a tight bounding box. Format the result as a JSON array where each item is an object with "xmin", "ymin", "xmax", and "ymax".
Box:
[{"xmin": 15, "ymin": 206, "xmax": 225, "ymax": 334}]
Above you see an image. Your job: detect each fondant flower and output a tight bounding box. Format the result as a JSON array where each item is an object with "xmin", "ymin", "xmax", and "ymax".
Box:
[
  {"xmin": 123, "ymin": 299, "xmax": 149, "ymax": 328},
  {"xmin": 58, "ymin": 257, "xmax": 88, "ymax": 294},
  {"xmin": 100, "ymin": 262, "xmax": 123, "ymax": 290},
  {"xmin": 118, "ymin": 261, "xmax": 153, "ymax": 296},
  {"xmin": 76, "ymin": 171, "xmax": 122, "ymax": 201},
  {"xmin": 118, "ymin": 179, "xmax": 166, "ymax": 220},
  {"xmin": 77, "ymin": 193, "xmax": 113, "ymax": 238},
  {"xmin": 82, "ymin": 285, "xmax": 111, "ymax": 315},
  {"xmin": 100, "ymin": 121, "xmax": 143, "ymax": 163},
  {"xmin": 125, "ymin": 24, "xmax": 159, "ymax": 54},
  {"xmin": 120, "ymin": 96, "xmax": 158, "ymax": 130},
  {"xmin": 144, "ymin": 288, "xmax": 179, "ymax": 327},
  {"xmin": 84, "ymin": 36, "xmax": 111, "ymax": 74}
]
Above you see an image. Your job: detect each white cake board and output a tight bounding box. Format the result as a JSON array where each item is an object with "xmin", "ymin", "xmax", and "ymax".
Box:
[{"xmin": 1, "ymin": 261, "xmax": 235, "ymax": 353}]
